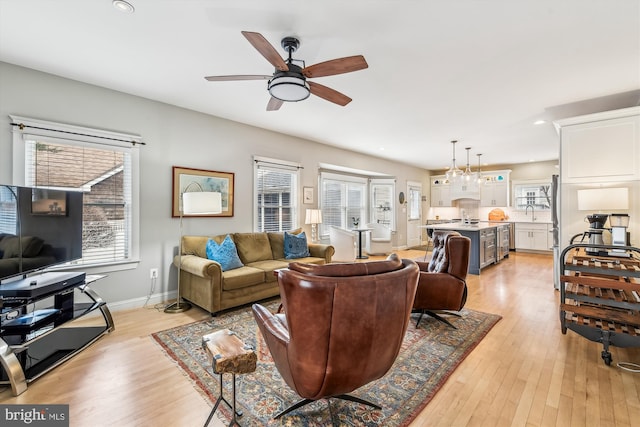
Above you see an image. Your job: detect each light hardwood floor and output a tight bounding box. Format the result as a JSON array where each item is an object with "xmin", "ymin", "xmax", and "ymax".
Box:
[{"xmin": 2, "ymin": 251, "xmax": 639, "ymax": 426}]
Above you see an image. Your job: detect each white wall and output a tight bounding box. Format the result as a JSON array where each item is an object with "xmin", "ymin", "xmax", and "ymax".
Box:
[{"xmin": 0, "ymin": 62, "xmax": 429, "ymax": 308}]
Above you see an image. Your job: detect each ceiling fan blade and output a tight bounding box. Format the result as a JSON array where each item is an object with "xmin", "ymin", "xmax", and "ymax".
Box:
[
  {"xmin": 204, "ymin": 75, "xmax": 271, "ymax": 81},
  {"xmin": 241, "ymin": 31, "xmax": 289, "ymax": 72},
  {"xmin": 308, "ymin": 81, "xmax": 352, "ymax": 106},
  {"xmin": 267, "ymin": 97, "xmax": 284, "ymax": 111},
  {"xmin": 302, "ymin": 55, "xmax": 368, "ymax": 78}
]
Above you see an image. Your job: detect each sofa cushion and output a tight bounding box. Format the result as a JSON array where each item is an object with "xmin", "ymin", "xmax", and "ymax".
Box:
[
  {"xmin": 233, "ymin": 233, "xmax": 273, "ymax": 264},
  {"xmin": 284, "ymin": 231, "xmax": 310, "ymax": 259},
  {"xmin": 206, "ymin": 235, "xmax": 244, "ymax": 271},
  {"xmin": 267, "ymin": 228, "xmax": 302, "ymax": 260},
  {"xmin": 246, "ymin": 259, "xmax": 290, "ymax": 282},
  {"xmin": 0, "ymin": 235, "xmax": 44, "ymax": 259},
  {"xmin": 183, "ymin": 235, "xmax": 219, "ymax": 258},
  {"xmin": 222, "ymin": 266, "xmax": 265, "ymax": 291}
]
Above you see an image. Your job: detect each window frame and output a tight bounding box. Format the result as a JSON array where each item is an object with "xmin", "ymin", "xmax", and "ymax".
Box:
[
  {"xmin": 319, "ymin": 171, "xmax": 368, "ymax": 239},
  {"xmin": 369, "ymin": 178, "xmax": 396, "ymax": 230},
  {"xmin": 253, "ymin": 156, "xmax": 301, "ymax": 232},
  {"xmin": 512, "ymin": 180, "xmax": 552, "ymax": 211},
  {"xmin": 10, "ymin": 115, "xmax": 141, "ymax": 272}
]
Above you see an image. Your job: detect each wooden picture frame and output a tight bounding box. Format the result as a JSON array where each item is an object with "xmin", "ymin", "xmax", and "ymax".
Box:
[
  {"xmin": 303, "ymin": 186, "xmax": 314, "ymax": 204},
  {"xmin": 172, "ymin": 166, "xmax": 234, "ymax": 217},
  {"xmin": 31, "ymin": 188, "xmax": 68, "ymax": 216}
]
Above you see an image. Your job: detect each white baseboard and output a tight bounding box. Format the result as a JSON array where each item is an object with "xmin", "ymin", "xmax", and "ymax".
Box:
[{"xmin": 107, "ymin": 291, "xmax": 174, "ymax": 312}]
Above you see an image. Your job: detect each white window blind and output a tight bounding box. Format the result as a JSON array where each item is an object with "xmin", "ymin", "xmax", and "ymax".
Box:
[
  {"xmin": 254, "ymin": 157, "xmax": 300, "ymax": 232},
  {"xmin": 11, "ymin": 115, "xmax": 141, "ymax": 268},
  {"xmin": 319, "ymin": 172, "xmax": 366, "ymax": 238},
  {"xmin": 0, "ymin": 186, "xmax": 17, "ymax": 235}
]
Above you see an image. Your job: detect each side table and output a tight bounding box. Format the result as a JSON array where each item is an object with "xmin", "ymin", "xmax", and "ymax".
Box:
[
  {"xmin": 202, "ymin": 329, "xmax": 257, "ymax": 427},
  {"xmin": 352, "ymin": 227, "xmax": 372, "ymax": 259}
]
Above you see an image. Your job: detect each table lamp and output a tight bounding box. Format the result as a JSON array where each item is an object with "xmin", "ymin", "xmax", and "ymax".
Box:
[{"xmin": 305, "ymin": 209, "xmax": 323, "ymax": 243}]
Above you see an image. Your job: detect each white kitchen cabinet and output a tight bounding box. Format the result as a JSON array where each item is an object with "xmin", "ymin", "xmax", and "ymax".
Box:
[
  {"xmin": 430, "ymin": 176, "xmax": 451, "ymax": 207},
  {"xmin": 557, "ymin": 108, "xmax": 640, "ymax": 183},
  {"xmin": 481, "ymin": 181, "xmax": 508, "ymax": 207},
  {"xmin": 479, "ymin": 170, "xmax": 510, "ymax": 207},
  {"xmin": 515, "ymin": 222, "xmax": 551, "ymax": 251},
  {"xmin": 430, "ymin": 181, "xmax": 452, "ymax": 207}
]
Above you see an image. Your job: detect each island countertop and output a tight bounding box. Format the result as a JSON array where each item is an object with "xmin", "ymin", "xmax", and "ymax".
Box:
[{"xmin": 422, "ymin": 222, "xmax": 502, "ymax": 231}]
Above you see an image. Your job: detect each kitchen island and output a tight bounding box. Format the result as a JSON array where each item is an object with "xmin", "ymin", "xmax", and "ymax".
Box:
[{"xmin": 425, "ymin": 222, "xmax": 510, "ymax": 274}]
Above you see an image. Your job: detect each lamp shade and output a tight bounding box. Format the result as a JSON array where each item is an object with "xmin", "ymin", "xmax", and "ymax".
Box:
[
  {"xmin": 268, "ymin": 75, "xmax": 310, "ymax": 102},
  {"xmin": 182, "ymin": 191, "xmax": 222, "ymax": 215},
  {"xmin": 305, "ymin": 209, "xmax": 323, "ymax": 225},
  {"xmin": 577, "ymin": 187, "xmax": 629, "ymax": 211}
]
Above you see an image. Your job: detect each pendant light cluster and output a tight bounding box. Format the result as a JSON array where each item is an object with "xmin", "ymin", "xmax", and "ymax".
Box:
[{"xmin": 445, "ymin": 140, "xmax": 484, "ymax": 185}]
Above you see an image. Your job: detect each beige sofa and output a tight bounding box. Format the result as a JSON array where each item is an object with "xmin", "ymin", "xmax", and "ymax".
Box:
[{"xmin": 174, "ymin": 231, "xmax": 335, "ymax": 315}]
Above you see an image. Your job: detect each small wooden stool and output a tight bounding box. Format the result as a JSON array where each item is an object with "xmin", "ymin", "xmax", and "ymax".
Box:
[{"xmin": 202, "ymin": 329, "xmax": 257, "ymax": 427}]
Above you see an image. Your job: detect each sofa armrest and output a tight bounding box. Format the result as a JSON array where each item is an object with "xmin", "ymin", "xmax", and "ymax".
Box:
[
  {"xmin": 308, "ymin": 243, "xmax": 335, "ymax": 264},
  {"xmin": 173, "ymin": 254, "xmax": 222, "ymax": 280}
]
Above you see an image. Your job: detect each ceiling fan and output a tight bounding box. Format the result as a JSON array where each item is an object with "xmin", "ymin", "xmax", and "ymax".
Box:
[{"xmin": 204, "ymin": 31, "xmax": 368, "ymax": 111}]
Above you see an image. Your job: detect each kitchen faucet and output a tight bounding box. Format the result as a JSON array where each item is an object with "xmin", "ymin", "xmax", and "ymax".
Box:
[{"xmin": 526, "ymin": 204, "xmax": 536, "ymax": 221}]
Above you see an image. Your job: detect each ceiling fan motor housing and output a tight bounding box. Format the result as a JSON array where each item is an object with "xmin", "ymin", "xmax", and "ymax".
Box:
[{"xmin": 268, "ymin": 62, "xmax": 310, "ymax": 102}]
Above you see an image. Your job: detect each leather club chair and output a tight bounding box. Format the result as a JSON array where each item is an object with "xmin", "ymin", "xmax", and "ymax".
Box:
[
  {"xmin": 252, "ymin": 253, "xmax": 419, "ymax": 420},
  {"xmin": 413, "ymin": 230, "xmax": 471, "ymax": 328}
]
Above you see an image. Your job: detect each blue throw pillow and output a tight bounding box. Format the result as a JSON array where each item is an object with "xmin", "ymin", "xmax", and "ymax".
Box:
[
  {"xmin": 205, "ymin": 235, "xmax": 244, "ymax": 271},
  {"xmin": 284, "ymin": 231, "xmax": 310, "ymax": 259}
]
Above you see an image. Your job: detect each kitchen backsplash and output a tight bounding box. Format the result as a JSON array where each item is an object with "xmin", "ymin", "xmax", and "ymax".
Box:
[{"xmin": 428, "ymin": 201, "xmax": 552, "ymax": 223}]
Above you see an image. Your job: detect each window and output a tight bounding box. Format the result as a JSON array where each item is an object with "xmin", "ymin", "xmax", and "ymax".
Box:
[
  {"xmin": 513, "ymin": 181, "xmax": 552, "ymax": 211},
  {"xmin": 370, "ymin": 179, "xmax": 395, "ymax": 230},
  {"xmin": 254, "ymin": 157, "xmax": 300, "ymax": 232},
  {"xmin": 407, "ymin": 186, "xmax": 421, "ymax": 221},
  {"xmin": 11, "ymin": 115, "xmax": 140, "ymax": 268},
  {"xmin": 319, "ymin": 172, "xmax": 367, "ymax": 237}
]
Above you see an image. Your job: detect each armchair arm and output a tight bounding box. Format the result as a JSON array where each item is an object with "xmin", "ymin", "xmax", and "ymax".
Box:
[
  {"xmin": 252, "ymin": 304, "xmax": 294, "ymax": 387},
  {"xmin": 252, "ymin": 304, "xmax": 290, "ymax": 345}
]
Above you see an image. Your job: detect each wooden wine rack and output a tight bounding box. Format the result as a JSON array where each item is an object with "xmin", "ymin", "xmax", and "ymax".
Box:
[{"xmin": 559, "ymin": 244, "xmax": 640, "ymax": 365}]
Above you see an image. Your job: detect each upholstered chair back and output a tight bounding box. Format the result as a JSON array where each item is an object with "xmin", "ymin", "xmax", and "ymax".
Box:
[
  {"xmin": 252, "ymin": 254, "xmax": 419, "ymax": 402},
  {"xmin": 427, "ymin": 230, "xmax": 469, "ymax": 280}
]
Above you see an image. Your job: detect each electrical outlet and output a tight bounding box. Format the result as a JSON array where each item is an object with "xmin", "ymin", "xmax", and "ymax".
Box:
[{"xmin": 150, "ymin": 268, "xmax": 158, "ymax": 279}]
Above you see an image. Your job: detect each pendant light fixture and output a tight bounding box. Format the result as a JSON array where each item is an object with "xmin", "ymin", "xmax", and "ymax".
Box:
[
  {"xmin": 476, "ymin": 153, "xmax": 483, "ymax": 185},
  {"xmin": 445, "ymin": 140, "xmax": 463, "ymax": 180},
  {"xmin": 462, "ymin": 147, "xmax": 473, "ymax": 181}
]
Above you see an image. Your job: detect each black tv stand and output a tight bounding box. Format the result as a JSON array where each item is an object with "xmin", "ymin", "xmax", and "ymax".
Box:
[{"xmin": 0, "ymin": 271, "xmax": 114, "ymax": 395}]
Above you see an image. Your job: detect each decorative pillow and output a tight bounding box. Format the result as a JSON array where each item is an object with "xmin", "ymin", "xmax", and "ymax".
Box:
[
  {"xmin": 284, "ymin": 231, "xmax": 310, "ymax": 259},
  {"xmin": 268, "ymin": 228, "xmax": 303, "ymax": 259},
  {"xmin": 205, "ymin": 235, "xmax": 244, "ymax": 271}
]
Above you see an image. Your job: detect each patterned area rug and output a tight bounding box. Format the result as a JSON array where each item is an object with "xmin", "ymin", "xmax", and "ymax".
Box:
[{"xmin": 151, "ymin": 299, "xmax": 500, "ymax": 426}]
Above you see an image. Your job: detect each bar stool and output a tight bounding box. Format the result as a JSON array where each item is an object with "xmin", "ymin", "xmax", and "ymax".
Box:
[{"xmin": 202, "ymin": 329, "xmax": 257, "ymax": 427}]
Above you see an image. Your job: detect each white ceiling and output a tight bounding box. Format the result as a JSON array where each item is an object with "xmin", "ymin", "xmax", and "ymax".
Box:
[{"xmin": 1, "ymin": 0, "xmax": 638, "ymax": 171}]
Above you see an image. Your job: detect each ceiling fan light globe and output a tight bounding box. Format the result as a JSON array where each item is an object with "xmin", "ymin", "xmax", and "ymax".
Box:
[{"xmin": 268, "ymin": 76, "xmax": 310, "ymax": 102}]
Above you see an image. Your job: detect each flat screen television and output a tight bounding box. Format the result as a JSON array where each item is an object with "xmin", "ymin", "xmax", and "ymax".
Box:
[{"xmin": 0, "ymin": 185, "xmax": 83, "ymax": 284}]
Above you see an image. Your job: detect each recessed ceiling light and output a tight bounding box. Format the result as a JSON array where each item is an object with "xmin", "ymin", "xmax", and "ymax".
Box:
[
  {"xmin": 533, "ymin": 120, "xmax": 546, "ymax": 125},
  {"xmin": 113, "ymin": 0, "xmax": 135, "ymax": 13}
]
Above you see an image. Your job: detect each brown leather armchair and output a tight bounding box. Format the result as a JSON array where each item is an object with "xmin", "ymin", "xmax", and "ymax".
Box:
[
  {"xmin": 413, "ymin": 230, "xmax": 470, "ymax": 328},
  {"xmin": 252, "ymin": 253, "xmax": 419, "ymax": 420}
]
